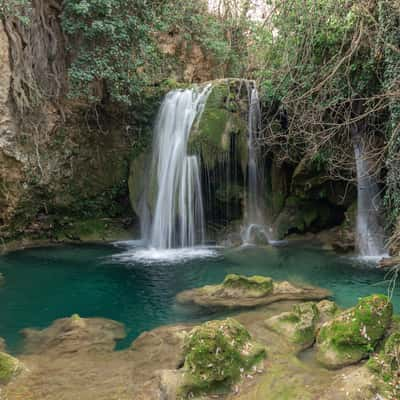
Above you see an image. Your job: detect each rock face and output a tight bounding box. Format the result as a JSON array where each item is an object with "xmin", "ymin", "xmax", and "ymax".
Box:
[
  {"xmin": 177, "ymin": 274, "xmax": 331, "ymax": 309},
  {"xmin": 180, "ymin": 318, "xmax": 266, "ymax": 396},
  {"xmin": 316, "ymin": 294, "xmax": 393, "ymax": 369}
]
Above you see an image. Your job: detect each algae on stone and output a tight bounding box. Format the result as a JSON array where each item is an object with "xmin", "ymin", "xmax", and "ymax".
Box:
[
  {"xmin": 0, "ymin": 352, "xmax": 21, "ymax": 383},
  {"xmin": 265, "ymin": 302, "xmax": 320, "ymax": 349},
  {"xmin": 180, "ymin": 318, "xmax": 266, "ymax": 396},
  {"xmin": 316, "ymin": 294, "xmax": 393, "ymax": 369},
  {"xmin": 222, "ymin": 274, "xmax": 273, "ymax": 297}
]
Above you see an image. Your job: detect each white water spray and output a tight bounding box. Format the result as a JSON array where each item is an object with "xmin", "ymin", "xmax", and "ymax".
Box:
[
  {"xmin": 241, "ymin": 83, "xmax": 270, "ymax": 244},
  {"xmin": 143, "ymin": 86, "xmax": 211, "ymax": 249},
  {"xmin": 353, "ymin": 139, "xmax": 386, "ymax": 257}
]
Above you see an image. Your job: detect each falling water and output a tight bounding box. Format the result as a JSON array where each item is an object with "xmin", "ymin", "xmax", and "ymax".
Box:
[
  {"xmin": 241, "ymin": 83, "xmax": 270, "ymax": 244},
  {"xmin": 353, "ymin": 139, "xmax": 386, "ymax": 257},
  {"xmin": 143, "ymin": 85, "xmax": 211, "ymax": 249}
]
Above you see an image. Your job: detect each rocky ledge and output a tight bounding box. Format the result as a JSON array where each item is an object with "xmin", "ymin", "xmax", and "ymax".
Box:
[
  {"xmin": 176, "ymin": 273, "xmax": 331, "ymax": 309},
  {"xmin": 1, "ymin": 282, "xmax": 399, "ymax": 399}
]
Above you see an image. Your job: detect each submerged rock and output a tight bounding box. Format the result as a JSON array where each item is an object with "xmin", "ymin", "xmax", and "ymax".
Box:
[
  {"xmin": 176, "ymin": 274, "xmax": 331, "ymax": 309},
  {"xmin": 265, "ymin": 302, "xmax": 320, "ymax": 349},
  {"xmin": 0, "ymin": 352, "xmax": 22, "ymax": 384},
  {"xmin": 179, "ymin": 318, "xmax": 266, "ymax": 397},
  {"xmin": 21, "ymin": 314, "xmax": 126, "ymax": 355},
  {"xmin": 316, "ymin": 294, "xmax": 393, "ymax": 369}
]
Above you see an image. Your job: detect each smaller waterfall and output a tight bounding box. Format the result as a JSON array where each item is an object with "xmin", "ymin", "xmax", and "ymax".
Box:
[
  {"xmin": 143, "ymin": 85, "xmax": 211, "ymax": 249},
  {"xmin": 353, "ymin": 139, "xmax": 386, "ymax": 257},
  {"xmin": 241, "ymin": 83, "xmax": 270, "ymax": 244}
]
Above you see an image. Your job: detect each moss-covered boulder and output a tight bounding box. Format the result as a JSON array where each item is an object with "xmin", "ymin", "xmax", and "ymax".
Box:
[
  {"xmin": 316, "ymin": 294, "xmax": 393, "ymax": 369},
  {"xmin": 265, "ymin": 302, "xmax": 320, "ymax": 349},
  {"xmin": 367, "ymin": 332, "xmax": 400, "ymax": 398},
  {"xmin": 222, "ymin": 274, "xmax": 273, "ymax": 297},
  {"xmin": 0, "ymin": 352, "xmax": 22, "ymax": 383},
  {"xmin": 180, "ymin": 318, "xmax": 265, "ymax": 396}
]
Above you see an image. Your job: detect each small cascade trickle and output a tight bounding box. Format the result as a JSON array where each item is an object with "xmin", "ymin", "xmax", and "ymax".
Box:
[
  {"xmin": 241, "ymin": 82, "xmax": 270, "ymax": 244},
  {"xmin": 142, "ymin": 85, "xmax": 211, "ymax": 249},
  {"xmin": 353, "ymin": 137, "xmax": 386, "ymax": 257}
]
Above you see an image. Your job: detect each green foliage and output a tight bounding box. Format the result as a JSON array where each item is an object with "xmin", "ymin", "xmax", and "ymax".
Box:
[
  {"xmin": 0, "ymin": 0, "xmax": 30, "ymax": 22},
  {"xmin": 380, "ymin": 0, "xmax": 400, "ymax": 226},
  {"xmin": 61, "ymin": 0, "xmax": 247, "ymax": 106},
  {"xmin": 61, "ymin": 0, "xmax": 160, "ymax": 105}
]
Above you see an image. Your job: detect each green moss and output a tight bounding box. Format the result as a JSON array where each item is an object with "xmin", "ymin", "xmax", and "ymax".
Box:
[
  {"xmin": 188, "ymin": 80, "xmax": 248, "ymax": 170},
  {"xmin": 222, "ymin": 274, "xmax": 273, "ymax": 296},
  {"xmin": 266, "ymin": 302, "xmax": 319, "ymax": 348},
  {"xmin": 0, "ymin": 352, "xmax": 21, "ymax": 383},
  {"xmin": 181, "ymin": 318, "xmax": 266, "ymax": 396},
  {"xmin": 367, "ymin": 332, "xmax": 400, "ymax": 398},
  {"xmin": 316, "ymin": 295, "xmax": 393, "ymax": 368}
]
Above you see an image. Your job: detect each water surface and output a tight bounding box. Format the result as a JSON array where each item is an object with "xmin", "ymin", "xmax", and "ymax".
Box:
[{"xmin": 0, "ymin": 242, "xmax": 397, "ymax": 353}]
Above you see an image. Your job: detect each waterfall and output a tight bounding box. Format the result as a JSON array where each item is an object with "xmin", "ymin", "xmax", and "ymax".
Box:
[
  {"xmin": 143, "ymin": 85, "xmax": 211, "ymax": 249},
  {"xmin": 242, "ymin": 82, "xmax": 269, "ymax": 244},
  {"xmin": 353, "ymin": 139, "xmax": 386, "ymax": 257}
]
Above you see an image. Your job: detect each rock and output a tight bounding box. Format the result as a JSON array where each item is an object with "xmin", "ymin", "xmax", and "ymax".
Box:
[
  {"xmin": 367, "ymin": 332, "xmax": 400, "ymax": 399},
  {"xmin": 180, "ymin": 318, "xmax": 266, "ymax": 396},
  {"xmin": 0, "ymin": 352, "xmax": 22, "ymax": 384},
  {"xmin": 0, "ymin": 338, "xmax": 6, "ymax": 352},
  {"xmin": 177, "ymin": 274, "xmax": 331, "ymax": 309},
  {"xmin": 265, "ymin": 302, "xmax": 320, "ymax": 349},
  {"xmin": 316, "ymin": 300, "xmax": 339, "ymax": 324},
  {"xmin": 21, "ymin": 314, "xmax": 126, "ymax": 355},
  {"xmin": 222, "ymin": 274, "xmax": 273, "ymax": 297},
  {"xmin": 316, "ymin": 294, "xmax": 393, "ymax": 369},
  {"xmin": 320, "ymin": 366, "xmax": 380, "ymax": 400}
]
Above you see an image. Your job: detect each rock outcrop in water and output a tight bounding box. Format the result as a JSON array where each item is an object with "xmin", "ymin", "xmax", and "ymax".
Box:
[
  {"xmin": 176, "ymin": 274, "xmax": 331, "ymax": 309},
  {"xmin": 316, "ymin": 294, "xmax": 393, "ymax": 369}
]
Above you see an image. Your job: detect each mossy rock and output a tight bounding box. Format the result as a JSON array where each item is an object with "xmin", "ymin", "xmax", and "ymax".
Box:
[
  {"xmin": 222, "ymin": 274, "xmax": 273, "ymax": 297},
  {"xmin": 316, "ymin": 300, "xmax": 339, "ymax": 324},
  {"xmin": 316, "ymin": 294, "xmax": 393, "ymax": 369},
  {"xmin": 265, "ymin": 302, "xmax": 319, "ymax": 349},
  {"xmin": 0, "ymin": 352, "xmax": 22, "ymax": 383},
  {"xmin": 180, "ymin": 318, "xmax": 266, "ymax": 396},
  {"xmin": 367, "ymin": 332, "xmax": 400, "ymax": 397},
  {"xmin": 188, "ymin": 79, "xmax": 248, "ymax": 171}
]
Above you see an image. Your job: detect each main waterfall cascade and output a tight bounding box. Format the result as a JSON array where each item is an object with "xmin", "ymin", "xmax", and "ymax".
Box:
[
  {"xmin": 353, "ymin": 138, "xmax": 386, "ymax": 257},
  {"xmin": 141, "ymin": 85, "xmax": 212, "ymax": 249},
  {"xmin": 139, "ymin": 80, "xmax": 270, "ymax": 250}
]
